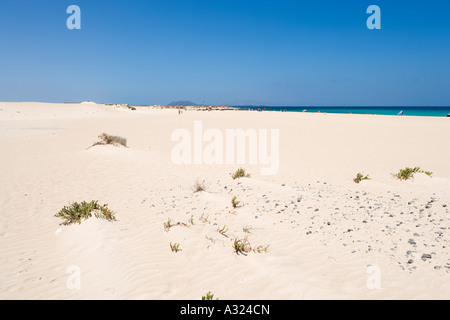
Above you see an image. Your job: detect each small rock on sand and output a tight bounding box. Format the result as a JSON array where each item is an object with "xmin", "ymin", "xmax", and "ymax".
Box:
[{"xmin": 421, "ymin": 254, "xmax": 432, "ymax": 261}]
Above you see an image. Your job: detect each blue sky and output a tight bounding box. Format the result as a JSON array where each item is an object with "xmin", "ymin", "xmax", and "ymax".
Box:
[{"xmin": 0, "ymin": 0, "xmax": 449, "ymax": 106}]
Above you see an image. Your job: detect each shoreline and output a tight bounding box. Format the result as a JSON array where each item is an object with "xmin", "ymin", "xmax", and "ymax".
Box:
[{"xmin": 2, "ymin": 101, "xmax": 450, "ymax": 118}]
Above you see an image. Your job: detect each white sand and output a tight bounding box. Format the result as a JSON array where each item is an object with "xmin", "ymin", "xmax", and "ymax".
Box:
[{"xmin": 0, "ymin": 102, "xmax": 449, "ymax": 299}]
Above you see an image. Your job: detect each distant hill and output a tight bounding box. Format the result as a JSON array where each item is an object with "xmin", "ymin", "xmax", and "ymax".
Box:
[{"xmin": 167, "ymin": 101, "xmax": 199, "ymax": 106}]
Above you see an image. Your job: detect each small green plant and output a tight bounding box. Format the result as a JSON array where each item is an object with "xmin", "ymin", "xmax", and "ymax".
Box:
[
  {"xmin": 396, "ymin": 167, "xmax": 433, "ymax": 180},
  {"xmin": 55, "ymin": 201, "xmax": 116, "ymax": 225},
  {"xmin": 217, "ymin": 225, "xmax": 229, "ymax": 237},
  {"xmin": 192, "ymin": 179, "xmax": 208, "ymax": 193},
  {"xmin": 126, "ymin": 104, "xmax": 136, "ymax": 111},
  {"xmin": 243, "ymin": 225, "xmax": 253, "ymax": 233},
  {"xmin": 202, "ymin": 291, "xmax": 219, "ymax": 300},
  {"xmin": 254, "ymin": 245, "xmax": 270, "ymax": 253},
  {"xmin": 93, "ymin": 133, "xmax": 127, "ymax": 147},
  {"xmin": 231, "ymin": 168, "xmax": 251, "ymax": 180},
  {"xmin": 200, "ymin": 213, "xmax": 210, "ymax": 224},
  {"xmin": 188, "ymin": 215, "xmax": 194, "ymax": 225},
  {"xmin": 164, "ymin": 218, "xmax": 174, "ymax": 232},
  {"xmin": 353, "ymin": 173, "xmax": 370, "ymax": 183},
  {"xmin": 170, "ymin": 242, "xmax": 181, "ymax": 252},
  {"xmin": 164, "ymin": 218, "xmax": 190, "ymax": 232},
  {"xmin": 231, "ymin": 196, "xmax": 240, "ymax": 208},
  {"xmin": 232, "ymin": 237, "xmax": 252, "ymax": 255}
]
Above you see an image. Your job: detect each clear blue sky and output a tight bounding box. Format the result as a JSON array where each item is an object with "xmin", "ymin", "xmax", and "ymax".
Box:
[{"xmin": 1, "ymin": 0, "xmax": 449, "ymax": 106}]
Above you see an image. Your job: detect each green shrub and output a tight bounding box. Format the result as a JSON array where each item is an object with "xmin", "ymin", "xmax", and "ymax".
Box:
[
  {"xmin": 233, "ymin": 237, "xmax": 252, "ymax": 255},
  {"xmin": 170, "ymin": 242, "xmax": 181, "ymax": 252},
  {"xmin": 396, "ymin": 167, "xmax": 432, "ymax": 180},
  {"xmin": 231, "ymin": 168, "xmax": 251, "ymax": 180},
  {"xmin": 231, "ymin": 196, "xmax": 240, "ymax": 208},
  {"xmin": 232, "ymin": 237, "xmax": 269, "ymax": 255},
  {"xmin": 202, "ymin": 291, "xmax": 219, "ymax": 300},
  {"xmin": 353, "ymin": 173, "xmax": 370, "ymax": 183},
  {"xmin": 164, "ymin": 218, "xmax": 174, "ymax": 232},
  {"xmin": 55, "ymin": 200, "xmax": 116, "ymax": 225}
]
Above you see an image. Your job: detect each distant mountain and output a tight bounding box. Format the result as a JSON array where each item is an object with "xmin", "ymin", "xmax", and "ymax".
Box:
[{"xmin": 167, "ymin": 100, "xmax": 199, "ymax": 106}]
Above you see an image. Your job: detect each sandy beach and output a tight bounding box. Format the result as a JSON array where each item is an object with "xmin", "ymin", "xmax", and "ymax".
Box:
[{"xmin": 0, "ymin": 102, "xmax": 449, "ymax": 300}]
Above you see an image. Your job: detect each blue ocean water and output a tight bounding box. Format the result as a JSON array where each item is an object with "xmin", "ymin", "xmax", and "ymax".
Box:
[{"xmin": 232, "ymin": 106, "xmax": 450, "ymax": 117}]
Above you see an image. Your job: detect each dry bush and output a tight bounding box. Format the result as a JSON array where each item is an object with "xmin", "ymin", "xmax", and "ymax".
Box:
[
  {"xmin": 92, "ymin": 133, "xmax": 127, "ymax": 147},
  {"xmin": 192, "ymin": 179, "xmax": 208, "ymax": 193}
]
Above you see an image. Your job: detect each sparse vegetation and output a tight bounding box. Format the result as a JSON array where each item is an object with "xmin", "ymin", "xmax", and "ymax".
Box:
[
  {"xmin": 188, "ymin": 215, "xmax": 194, "ymax": 226},
  {"xmin": 353, "ymin": 173, "xmax": 370, "ymax": 183},
  {"xmin": 254, "ymin": 245, "xmax": 270, "ymax": 253},
  {"xmin": 202, "ymin": 291, "xmax": 218, "ymax": 300},
  {"xmin": 233, "ymin": 236, "xmax": 269, "ymax": 255},
  {"xmin": 231, "ymin": 196, "xmax": 240, "ymax": 208},
  {"xmin": 126, "ymin": 104, "xmax": 136, "ymax": 111},
  {"xmin": 232, "ymin": 236, "xmax": 252, "ymax": 255},
  {"xmin": 217, "ymin": 225, "xmax": 228, "ymax": 237},
  {"xmin": 93, "ymin": 133, "xmax": 127, "ymax": 147},
  {"xmin": 200, "ymin": 213, "xmax": 210, "ymax": 224},
  {"xmin": 164, "ymin": 218, "xmax": 175, "ymax": 232},
  {"xmin": 396, "ymin": 167, "xmax": 433, "ymax": 180},
  {"xmin": 243, "ymin": 225, "xmax": 252, "ymax": 233},
  {"xmin": 231, "ymin": 168, "xmax": 251, "ymax": 180},
  {"xmin": 192, "ymin": 179, "xmax": 208, "ymax": 193},
  {"xmin": 55, "ymin": 200, "xmax": 116, "ymax": 225},
  {"xmin": 164, "ymin": 218, "xmax": 190, "ymax": 232},
  {"xmin": 170, "ymin": 242, "xmax": 181, "ymax": 252}
]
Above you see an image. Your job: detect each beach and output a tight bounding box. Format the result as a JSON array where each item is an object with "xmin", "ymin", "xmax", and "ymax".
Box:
[{"xmin": 0, "ymin": 102, "xmax": 449, "ymax": 299}]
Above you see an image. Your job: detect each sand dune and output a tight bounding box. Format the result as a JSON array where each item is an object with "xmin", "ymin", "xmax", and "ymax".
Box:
[{"xmin": 0, "ymin": 102, "xmax": 449, "ymax": 299}]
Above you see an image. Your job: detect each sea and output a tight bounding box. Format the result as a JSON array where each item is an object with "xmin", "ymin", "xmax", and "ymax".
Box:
[{"xmin": 232, "ymin": 106, "xmax": 450, "ymax": 117}]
